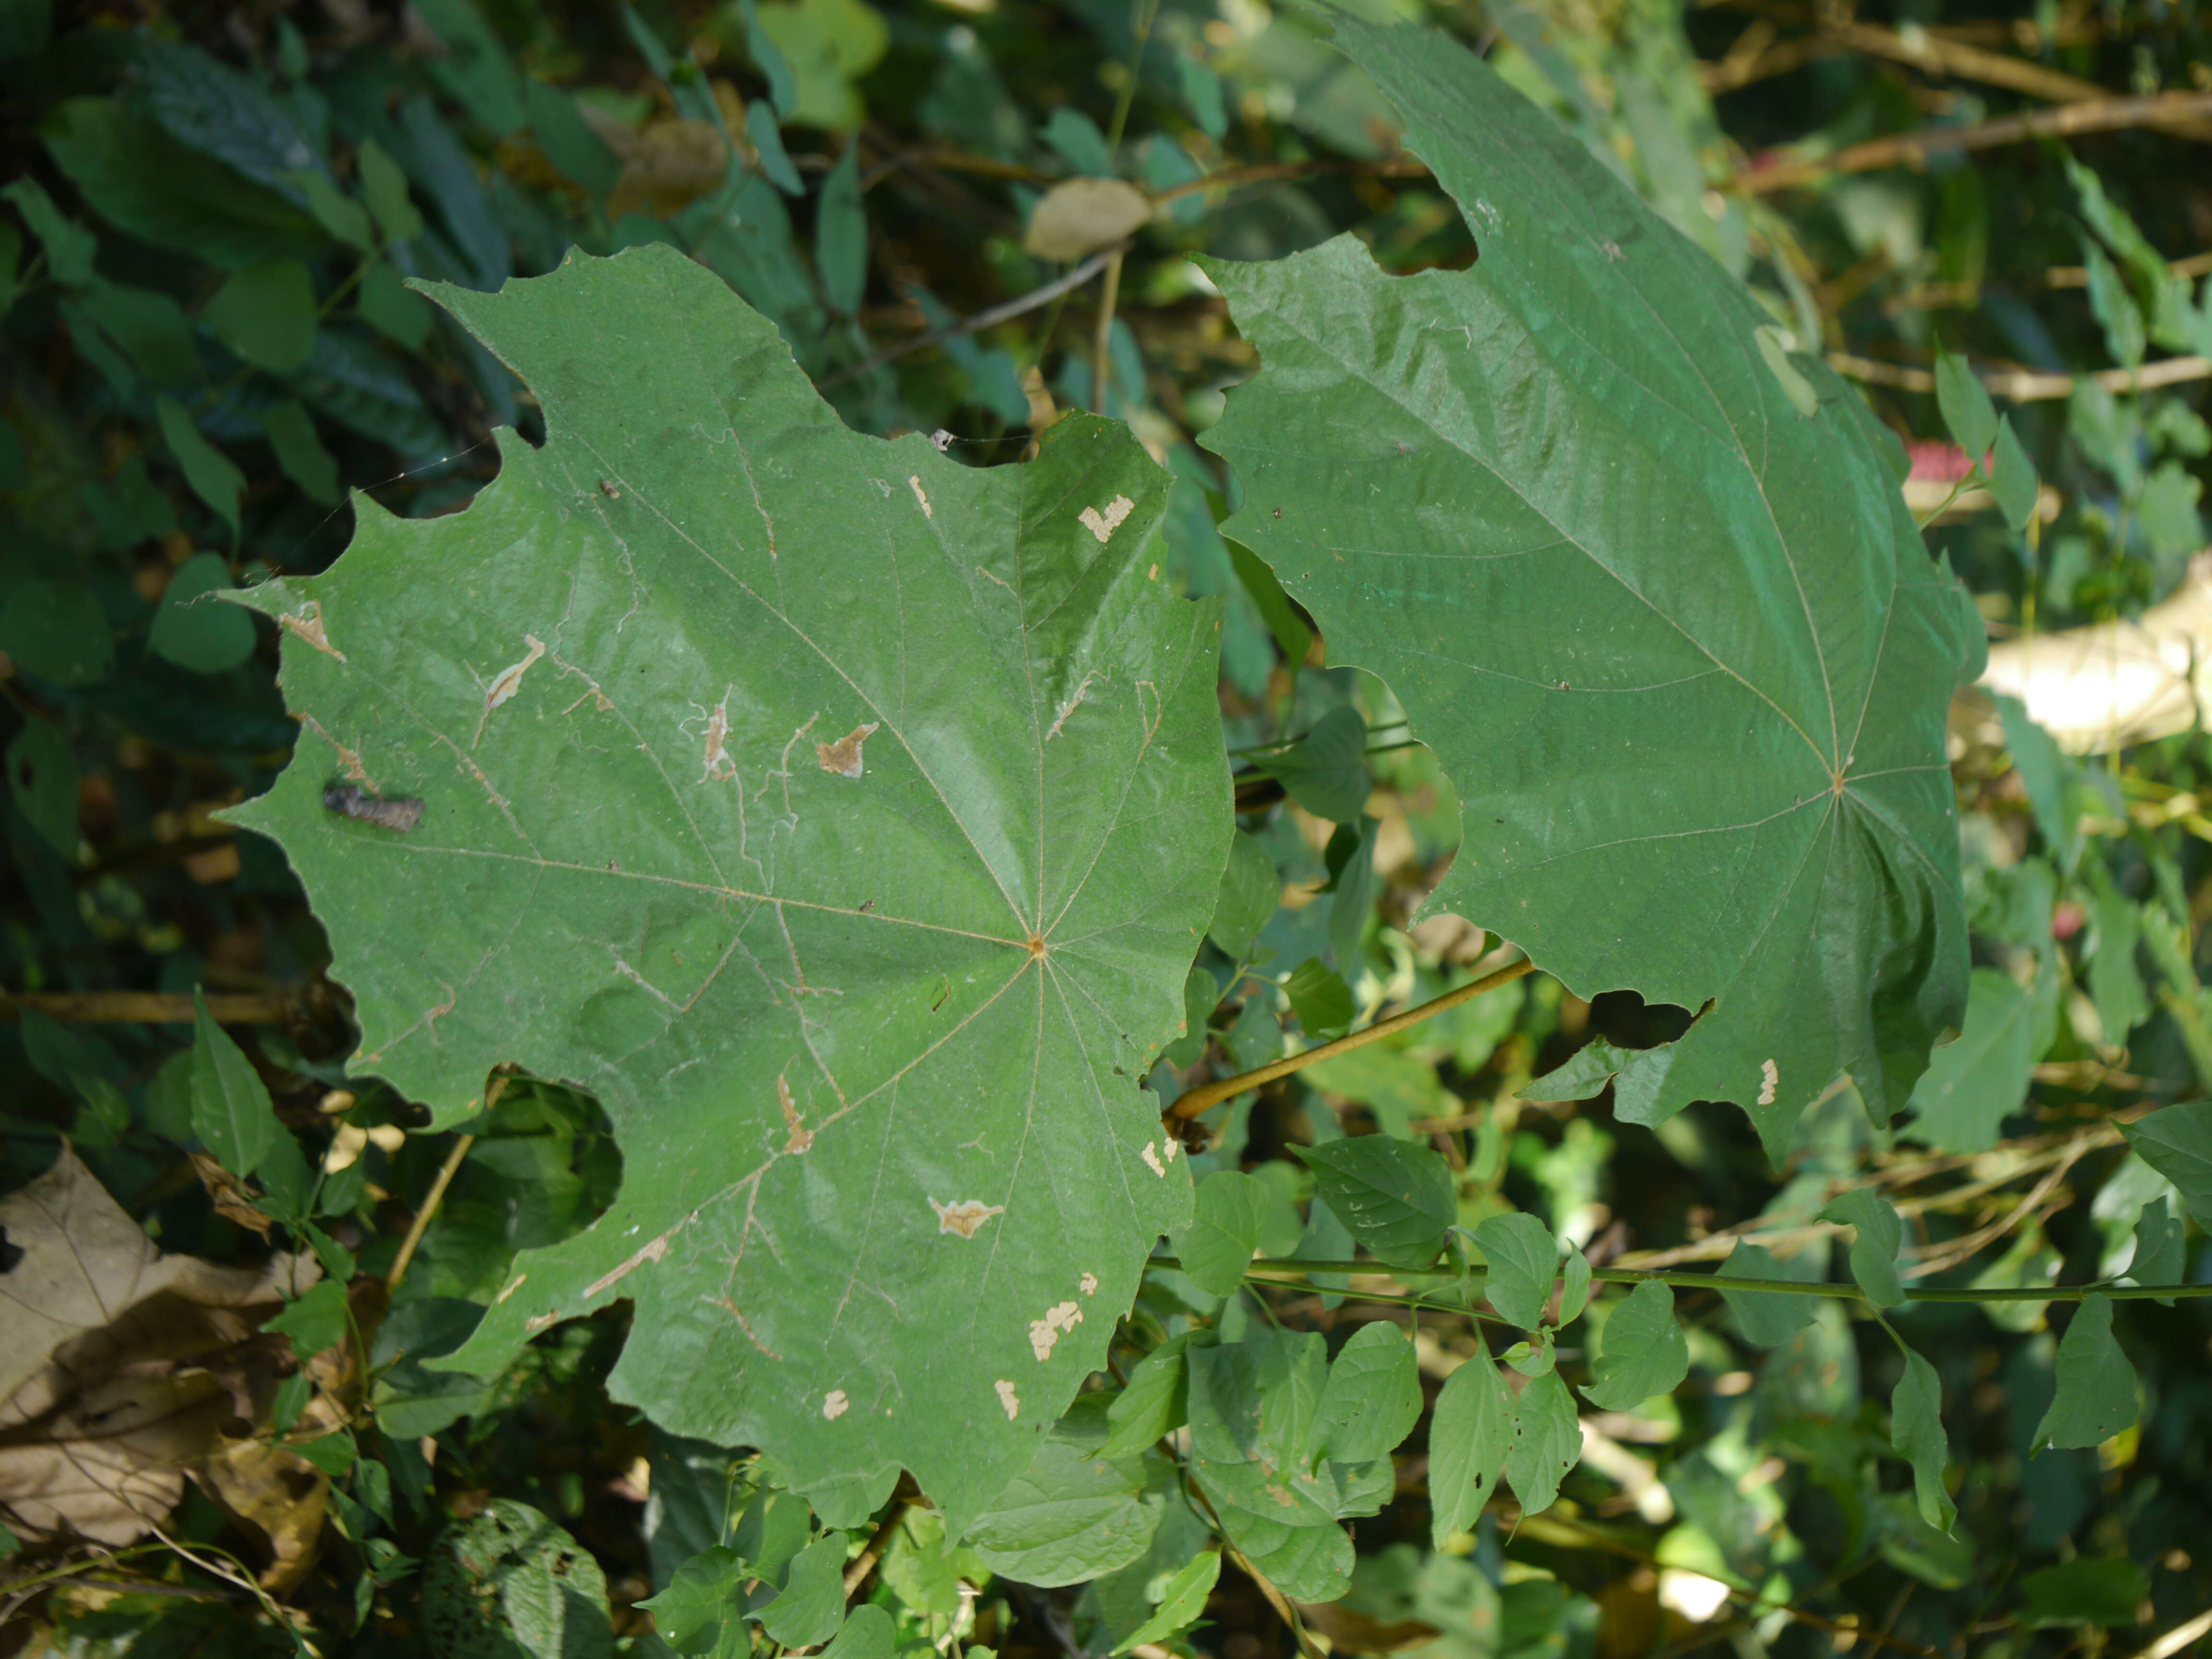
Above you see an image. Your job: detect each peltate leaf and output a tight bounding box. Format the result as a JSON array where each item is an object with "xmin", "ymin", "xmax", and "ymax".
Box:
[
  {"xmin": 1427, "ymin": 1340, "xmax": 1511, "ymax": 1546},
  {"xmin": 229, "ymin": 245, "xmax": 1228, "ymax": 1530},
  {"xmin": 1581, "ymin": 1280, "xmax": 1687, "ymax": 1410},
  {"xmin": 1295, "ymin": 1134, "xmax": 1454, "ymax": 1270},
  {"xmin": 2120, "ymin": 1101, "xmax": 2212, "ymax": 1229},
  {"xmin": 2030, "ymin": 1293, "xmax": 2139, "ymax": 1452},
  {"xmin": 1200, "ymin": 16, "xmax": 1976, "ymax": 1159}
]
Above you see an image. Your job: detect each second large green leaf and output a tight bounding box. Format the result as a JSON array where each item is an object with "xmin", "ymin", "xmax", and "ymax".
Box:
[
  {"xmin": 230, "ymin": 246, "xmax": 1229, "ymax": 1528},
  {"xmin": 1202, "ymin": 16, "xmax": 1982, "ymax": 1154}
]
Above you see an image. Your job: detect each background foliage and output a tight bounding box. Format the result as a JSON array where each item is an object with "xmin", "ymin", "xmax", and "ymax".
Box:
[{"xmin": 1, "ymin": 0, "xmax": 2210, "ymax": 1650}]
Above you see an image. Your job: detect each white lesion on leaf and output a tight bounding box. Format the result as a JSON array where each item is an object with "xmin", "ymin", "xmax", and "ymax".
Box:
[
  {"xmin": 278, "ymin": 600, "xmax": 347, "ymax": 661},
  {"xmin": 584, "ymin": 1230, "xmax": 673, "ymax": 1298},
  {"xmin": 909, "ymin": 475, "xmax": 932, "ymax": 518},
  {"xmin": 1078, "ymin": 494, "xmax": 1136, "ymax": 544},
  {"xmin": 1027, "ymin": 1299, "xmax": 1082, "ymax": 1361},
  {"xmin": 1080, "ymin": 1271, "xmax": 1099, "ymax": 1295},
  {"xmin": 699, "ymin": 687, "xmax": 738, "ymax": 782},
  {"xmin": 1142, "ymin": 1142, "xmax": 1166, "ymax": 1177},
  {"xmin": 823, "ymin": 1389, "xmax": 851, "ymax": 1420},
  {"xmin": 473, "ymin": 634, "xmax": 547, "ymax": 747},
  {"xmin": 1758, "ymin": 1058, "xmax": 1779, "ymax": 1106},
  {"xmin": 929, "ymin": 1197, "xmax": 1005, "ymax": 1238},
  {"xmin": 495, "ymin": 1273, "xmax": 527, "ymax": 1304},
  {"xmin": 816, "ymin": 721, "xmax": 881, "ymax": 778},
  {"xmin": 1045, "ymin": 673, "xmax": 1102, "ymax": 742},
  {"xmin": 778, "ymin": 1073, "xmax": 813, "ymax": 1153},
  {"xmin": 995, "ymin": 1380, "xmax": 1020, "ymax": 1420}
]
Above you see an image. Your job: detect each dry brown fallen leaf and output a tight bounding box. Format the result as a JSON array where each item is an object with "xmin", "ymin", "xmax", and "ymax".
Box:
[
  {"xmin": 1023, "ymin": 177, "xmax": 1151, "ymax": 261},
  {"xmin": 0, "ymin": 1147, "xmax": 317, "ymax": 1557}
]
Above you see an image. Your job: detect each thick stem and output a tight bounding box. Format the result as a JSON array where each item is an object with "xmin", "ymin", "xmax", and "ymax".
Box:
[
  {"xmin": 1168, "ymin": 956, "xmax": 1536, "ymax": 1122},
  {"xmin": 1091, "ymin": 251, "xmax": 1124, "ymax": 414}
]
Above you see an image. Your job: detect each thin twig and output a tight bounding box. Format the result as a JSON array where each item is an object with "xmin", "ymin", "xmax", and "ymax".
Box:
[
  {"xmin": 1738, "ymin": 91, "xmax": 2212, "ymax": 194},
  {"xmin": 385, "ymin": 1134, "xmax": 476, "ymax": 1295},
  {"xmin": 1092, "ymin": 250, "xmax": 1125, "ymax": 413},
  {"xmin": 1167, "ymin": 957, "xmax": 1538, "ymax": 1122},
  {"xmin": 817, "ymin": 245, "xmax": 1128, "ymax": 392},
  {"xmin": 1149, "ymin": 156, "xmax": 1431, "ymax": 207},
  {"xmin": 0, "ymin": 989, "xmax": 294, "ymax": 1024},
  {"xmin": 1828, "ymin": 349, "xmax": 2212, "ymax": 401}
]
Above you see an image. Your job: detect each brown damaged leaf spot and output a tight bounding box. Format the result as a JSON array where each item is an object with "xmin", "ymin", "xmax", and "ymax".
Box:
[
  {"xmin": 778, "ymin": 1074, "xmax": 813, "ymax": 1154},
  {"xmin": 474, "ymin": 634, "xmax": 547, "ymax": 747},
  {"xmin": 929, "ymin": 1197, "xmax": 1006, "ymax": 1238},
  {"xmin": 582, "ymin": 1231, "xmax": 672, "ymax": 1298},
  {"xmin": 909, "ymin": 475, "xmax": 932, "ymax": 518},
  {"xmin": 995, "ymin": 1379, "xmax": 1020, "ymax": 1420},
  {"xmin": 278, "ymin": 601, "xmax": 346, "ymax": 661},
  {"xmin": 816, "ymin": 721, "xmax": 880, "ymax": 778},
  {"xmin": 822, "ymin": 1389, "xmax": 851, "ymax": 1420},
  {"xmin": 322, "ymin": 783, "xmax": 425, "ymax": 833}
]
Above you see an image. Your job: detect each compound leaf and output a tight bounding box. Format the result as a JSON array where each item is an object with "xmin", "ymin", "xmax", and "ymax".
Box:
[
  {"xmin": 229, "ymin": 245, "xmax": 1229, "ymax": 1531},
  {"xmin": 1201, "ymin": 16, "xmax": 1976, "ymax": 1160}
]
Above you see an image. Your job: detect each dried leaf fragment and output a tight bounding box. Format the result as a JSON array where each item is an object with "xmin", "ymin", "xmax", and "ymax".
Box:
[
  {"xmin": 1023, "ymin": 178, "xmax": 1150, "ymax": 262},
  {"xmin": 815, "ymin": 720, "xmax": 880, "ymax": 778}
]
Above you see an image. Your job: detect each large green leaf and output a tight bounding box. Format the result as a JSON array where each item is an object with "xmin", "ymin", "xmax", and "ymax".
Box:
[
  {"xmin": 1200, "ymin": 15, "xmax": 1979, "ymax": 1156},
  {"xmin": 229, "ymin": 245, "xmax": 1229, "ymax": 1528}
]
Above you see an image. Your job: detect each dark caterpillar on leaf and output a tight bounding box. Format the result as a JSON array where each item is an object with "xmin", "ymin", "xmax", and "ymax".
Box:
[{"xmin": 323, "ymin": 783, "xmax": 424, "ymax": 833}]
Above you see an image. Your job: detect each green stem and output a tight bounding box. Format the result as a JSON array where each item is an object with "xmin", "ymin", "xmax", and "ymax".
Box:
[
  {"xmin": 1168, "ymin": 955, "xmax": 1538, "ymax": 1120},
  {"xmin": 1151, "ymin": 1256, "xmax": 2212, "ymax": 1304}
]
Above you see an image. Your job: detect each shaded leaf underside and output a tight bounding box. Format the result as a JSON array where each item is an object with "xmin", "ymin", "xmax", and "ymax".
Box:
[
  {"xmin": 234, "ymin": 245, "xmax": 1228, "ymax": 1527},
  {"xmin": 1202, "ymin": 17, "xmax": 1980, "ymax": 1154}
]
